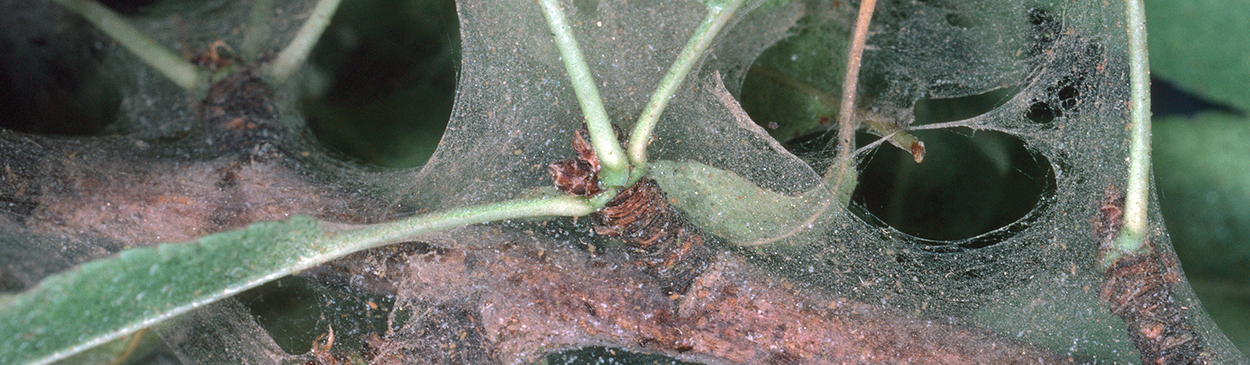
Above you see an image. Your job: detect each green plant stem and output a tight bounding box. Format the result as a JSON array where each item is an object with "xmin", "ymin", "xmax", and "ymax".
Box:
[
  {"xmin": 537, "ymin": 0, "xmax": 630, "ymax": 188},
  {"xmin": 0, "ymin": 196, "xmax": 595, "ymax": 365},
  {"xmin": 1113, "ymin": 0, "xmax": 1153, "ymax": 260},
  {"xmin": 264, "ymin": 0, "xmax": 344, "ymax": 85},
  {"xmin": 51, "ymin": 0, "xmax": 205, "ymax": 94},
  {"xmin": 817, "ymin": 0, "xmax": 875, "ymax": 199},
  {"xmin": 627, "ymin": 0, "xmax": 748, "ymax": 183},
  {"xmin": 241, "ymin": 0, "xmax": 276, "ymax": 61},
  {"xmin": 344, "ymin": 195, "xmax": 597, "ymax": 246},
  {"xmin": 754, "ymin": 66, "xmax": 924, "ymax": 162}
]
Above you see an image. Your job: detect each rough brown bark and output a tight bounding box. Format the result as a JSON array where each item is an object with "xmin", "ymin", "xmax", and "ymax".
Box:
[
  {"xmin": 381, "ymin": 240, "xmax": 1079, "ymax": 365},
  {"xmin": 1100, "ymin": 247, "xmax": 1209, "ymax": 365},
  {"xmin": 1094, "ymin": 188, "xmax": 1209, "ymax": 365}
]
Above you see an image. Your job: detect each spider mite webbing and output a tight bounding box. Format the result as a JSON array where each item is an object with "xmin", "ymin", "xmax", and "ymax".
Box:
[{"xmin": 5, "ymin": 0, "xmax": 1250, "ymax": 363}]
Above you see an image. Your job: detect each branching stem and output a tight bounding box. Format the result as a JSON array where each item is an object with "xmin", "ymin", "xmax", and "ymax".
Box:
[
  {"xmin": 754, "ymin": 66, "xmax": 923, "ymax": 162},
  {"xmin": 627, "ymin": 0, "xmax": 748, "ymax": 183},
  {"xmin": 1113, "ymin": 0, "xmax": 1152, "ymax": 259},
  {"xmin": 52, "ymin": 0, "xmax": 206, "ymax": 94},
  {"xmin": 537, "ymin": 0, "xmax": 630, "ymax": 188},
  {"xmin": 264, "ymin": 0, "xmax": 344, "ymax": 85}
]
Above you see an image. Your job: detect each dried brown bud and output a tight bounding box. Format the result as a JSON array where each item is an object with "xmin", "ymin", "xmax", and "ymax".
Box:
[
  {"xmin": 572, "ymin": 128, "xmax": 600, "ymax": 172},
  {"xmin": 548, "ymin": 159, "xmax": 601, "ymax": 197}
]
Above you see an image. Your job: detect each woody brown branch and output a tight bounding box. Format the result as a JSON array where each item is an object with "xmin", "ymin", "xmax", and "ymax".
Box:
[
  {"xmin": 383, "ymin": 239, "xmax": 1078, "ymax": 365},
  {"xmin": 1094, "ymin": 188, "xmax": 1208, "ymax": 365},
  {"xmin": 1100, "ymin": 246, "xmax": 1208, "ymax": 365}
]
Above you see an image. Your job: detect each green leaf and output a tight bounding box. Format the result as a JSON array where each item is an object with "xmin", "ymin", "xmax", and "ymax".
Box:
[
  {"xmin": 649, "ymin": 160, "xmax": 854, "ymax": 245},
  {"xmin": 1147, "ymin": 0, "xmax": 1250, "ymax": 112},
  {"xmin": 0, "ymin": 192, "xmax": 595, "ymax": 364},
  {"xmin": 738, "ymin": 15, "xmax": 848, "ymax": 143},
  {"xmin": 0, "ymin": 217, "xmax": 327, "ymax": 365}
]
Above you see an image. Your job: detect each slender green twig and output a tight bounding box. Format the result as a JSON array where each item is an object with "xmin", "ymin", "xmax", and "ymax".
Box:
[
  {"xmin": 1113, "ymin": 0, "xmax": 1153, "ymax": 258},
  {"xmin": 537, "ymin": 0, "xmax": 631, "ymax": 188},
  {"xmin": 241, "ymin": 0, "xmax": 276, "ymax": 61},
  {"xmin": 828, "ymin": 0, "xmax": 876, "ymax": 187},
  {"xmin": 344, "ymin": 195, "xmax": 597, "ymax": 245},
  {"xmin": 627, "ymin": 0, "xmax": 749, "ymax": 182},
  {"xmin": 264, "ymin": 0, "xmax": 344, "ymax": 85},
  {"xmin": 51, "ymin": 0, "xmax": 206, "ymax": 94},
  {"xmin": 754, "ymin": 66, "xmax": 924, "ymax": 162}
]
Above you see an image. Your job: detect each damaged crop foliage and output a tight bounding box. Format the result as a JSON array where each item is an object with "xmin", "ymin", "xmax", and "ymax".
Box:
[{"xmin": 1, "ymin": 0, "xmax": 1247, "ymax": 364}]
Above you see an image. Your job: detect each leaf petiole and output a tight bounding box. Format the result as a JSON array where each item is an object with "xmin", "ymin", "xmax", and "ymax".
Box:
[
  {"xmin": 51, "ymin": 0, "xmax": 206, "ymax": 94},
  {"xmin": 240, "ymin": 0, "xmax": 277, "ymax": 61},
  {"xmin": 263, "ymin": 0, "xmax": 345, "ymax": 85},
  {"xmin": 627, "ymin": 0, "xmax": 749, "ymax": 184},
  {"xmin": 537, "ymin": 0, "xmax": 631, "ymax": 188},
  {"xmin": 1112, "ymin": 0, "xmax": 1153, "ymax": 261}
]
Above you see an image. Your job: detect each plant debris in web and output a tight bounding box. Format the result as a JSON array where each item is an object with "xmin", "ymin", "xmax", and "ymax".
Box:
[
  {"xmin": 1094, "ymin": 187, "xmax": 1211, "ymax": 364},
  {"xmin": 549, "ymin": 128, "xmax": 713, "ymax": 295}
]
